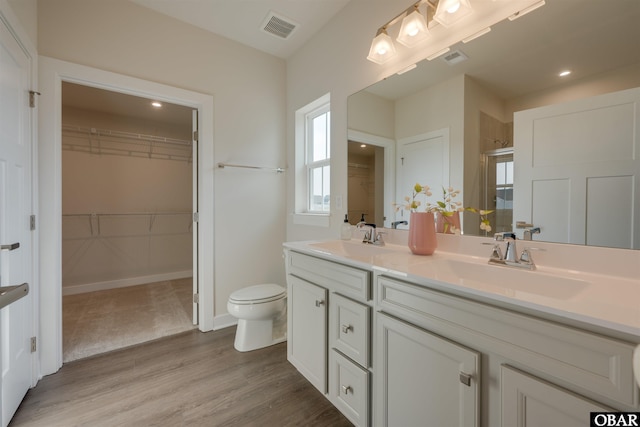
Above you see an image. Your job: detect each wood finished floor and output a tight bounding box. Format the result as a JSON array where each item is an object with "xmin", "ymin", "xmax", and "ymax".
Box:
[{"xmin": 11, "ymin": 327, "xmax": 352, "ymax": 427}]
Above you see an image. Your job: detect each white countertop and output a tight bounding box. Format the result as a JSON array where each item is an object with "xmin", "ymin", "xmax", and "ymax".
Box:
[{"xmin": 284, "ymin": 238, "xmax": 640, "ymax": 342}]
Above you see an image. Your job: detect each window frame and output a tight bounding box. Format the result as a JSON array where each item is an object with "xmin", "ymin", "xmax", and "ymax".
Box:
[{"xmin": 294, "ymin": 93, "xmax": 331, "ymax": 226}]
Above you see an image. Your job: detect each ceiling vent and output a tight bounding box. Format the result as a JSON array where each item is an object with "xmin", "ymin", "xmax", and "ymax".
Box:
[
  {"xmin": 442, "ymin": 50, "xmax": 468, "ymax": 66},
  {"xmin": 261, "ymin": 11, "xmax": 298, "ymax": 39}
]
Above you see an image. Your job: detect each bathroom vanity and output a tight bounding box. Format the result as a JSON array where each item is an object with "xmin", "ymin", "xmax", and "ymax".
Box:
[{"xmin": 283, "ymin": 236, "xmax": 640, "ymax": 427}]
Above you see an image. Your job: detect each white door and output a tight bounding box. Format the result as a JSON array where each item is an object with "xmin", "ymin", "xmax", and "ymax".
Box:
[
  {"xmin": 513, "ymin": 88, "xmax": 640, "ymax": 248},
  {"xmin": 396, "ymin": 129, "xmax": 449, "ymax": 225},
  {"xmin": 0, "ymin": 18, "xmax": 35, "ymax": 427}
]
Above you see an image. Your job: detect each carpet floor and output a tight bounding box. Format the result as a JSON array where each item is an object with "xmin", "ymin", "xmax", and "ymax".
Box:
[{"xmin": 63, "ymin": 278, "xmax": 195, "ymax": 362}]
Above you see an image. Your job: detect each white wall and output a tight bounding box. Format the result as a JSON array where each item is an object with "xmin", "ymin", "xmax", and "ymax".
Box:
[{"xmin": 37, "ymin": 0, "xmax": 287, "ymax": 316}]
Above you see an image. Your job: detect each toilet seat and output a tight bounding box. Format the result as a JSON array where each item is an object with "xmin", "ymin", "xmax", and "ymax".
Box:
[{"xmin": 229, "ymin": 284, "xmax": 286, "ymax": 305}]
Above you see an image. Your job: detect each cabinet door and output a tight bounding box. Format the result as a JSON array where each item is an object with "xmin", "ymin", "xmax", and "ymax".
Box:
[
  {"xmin": 375, "ymin": 313, "xmax": 480, "ymax": 427},
  {"xmin": 288, "ymin": 275, "xmax": 328, "ymax": 393},
  {"xmin": 501, "ymin": 365, "xmax": 612, "ymax": 427}
]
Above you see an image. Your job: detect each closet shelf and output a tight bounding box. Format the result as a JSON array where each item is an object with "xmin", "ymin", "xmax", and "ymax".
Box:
[
  {"xmin": 62, "ymin": 125, "xmax": 193, "ymax": 162},
  {"xmin": 62, "ymin": 212, "xmax": 193, "ymax": 236}
]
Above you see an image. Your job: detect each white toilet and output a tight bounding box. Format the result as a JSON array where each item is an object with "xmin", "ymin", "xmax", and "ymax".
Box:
[{"xmin": 227, "ymin": 284, "xmax": 287, "ymax": 352}]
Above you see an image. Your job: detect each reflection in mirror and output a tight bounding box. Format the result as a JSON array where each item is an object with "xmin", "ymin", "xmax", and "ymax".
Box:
[
  {"xmin": 347, "ymin": 141, "xmax": 384, "ymax": 226},
  {"xmin": 347, "ymin": 0, "xmax": 640, "ymax": 248}
]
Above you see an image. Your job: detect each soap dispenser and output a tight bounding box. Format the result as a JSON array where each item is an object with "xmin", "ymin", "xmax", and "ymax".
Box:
[{"xmin": 341, "ymin": 214, "xmax": 352, "ymax": 240}]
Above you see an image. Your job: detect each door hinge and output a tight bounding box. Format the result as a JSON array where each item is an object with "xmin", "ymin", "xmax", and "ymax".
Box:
[
  {"xmin": 29, "ymin": 91, "xmax": 40, "ymax": 108},
  {"xmin": 193, "ymin": 293, "xmax": 199, "ymax": 304},
  {"xmin": 30, "ymin": 215, "xmax": 36, "ymax": 231},
  {"xmin": 193, "ymin": 212, "xmax": 199, "ymax": 222},
  {"xmin": 31, "ymin": 337, "xmax": 37, "ymax": 353},
  {"xmin": 193, "ymin": 130, "xmax": 198, "ymax": 142}
]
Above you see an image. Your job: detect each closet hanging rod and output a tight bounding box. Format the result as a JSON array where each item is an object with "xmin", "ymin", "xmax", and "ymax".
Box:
[
  {"xmin": 217, "ymin": 162, "xmax": 286, "ymax": 173},
  {"xmin": 62, "ymin": 125, "xmax": 192, "ymax": 146},
  {"xmin": 62, "ymin": 212, "xmax": 192, "ymax": 217}
]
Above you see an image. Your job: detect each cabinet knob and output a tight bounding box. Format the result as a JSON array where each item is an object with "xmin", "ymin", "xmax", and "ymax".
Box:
[
  {"xmin": 341, "ymin": 324, "xmax": 353, "ymax": 334},
  {"xmin": 341, "ymin": 385, "xmax": 352, "ymax": 395},
  {"xmin": 315, "ymin": 300, "xmax": 325, "ymax": 307},
  {"xmin": 459, "ymin": 372, "xmax": 472, "ymax": 387}
]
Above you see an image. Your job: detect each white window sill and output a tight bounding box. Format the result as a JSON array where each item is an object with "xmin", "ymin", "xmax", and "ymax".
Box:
[{"xmin": 293, "ymin": 213, "xmax": 330, "ymax": 227}]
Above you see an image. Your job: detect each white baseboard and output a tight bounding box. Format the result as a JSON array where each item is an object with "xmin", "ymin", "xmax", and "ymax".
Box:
[
  {"xmin": 62, "ymin": 270, "xmax": 193, "ymax": 296},
  {"xmin": 213, "ymin": 313, "xmax": 238, "ymax": 331}
]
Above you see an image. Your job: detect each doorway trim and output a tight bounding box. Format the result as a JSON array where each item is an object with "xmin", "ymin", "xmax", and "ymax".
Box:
[
  {"xmin": 347, "ymin": 129, "xmax": 395, "ymax": 228},
  {"xmin": 38, "ymin": 56, "xmax": 215, "ymax": 376}
]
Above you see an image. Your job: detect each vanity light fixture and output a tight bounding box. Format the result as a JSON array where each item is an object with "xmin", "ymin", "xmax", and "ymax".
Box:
[
  {"xmin": 508, "ymin": 0, "xmax": 545, "ymax": 21},
  {"xmin": 367, "ymin": 27, "xmax": 397, "ymax": 64},
  {"xmin": 433, "ymin": 0, "xmax": 473, "ymax": 27},
  {"xmin": 151, "ymin": 101, "xmax": 162, "ymax": 108},
  {"xmin": 367, "ymin": 0, "xmax": 477, "ymax": 65},
  {"xmin": 397, "ymin": 5, "xmax": 430, "ymax": 47}
]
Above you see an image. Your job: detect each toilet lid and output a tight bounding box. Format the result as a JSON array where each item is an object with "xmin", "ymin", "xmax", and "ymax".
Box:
[{"xmin": 229, "ymin": 284, "xmax": 286, "ymax": 304}]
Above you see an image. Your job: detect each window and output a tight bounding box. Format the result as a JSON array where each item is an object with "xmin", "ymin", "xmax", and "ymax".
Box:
[
  {"xmin": 294, "ymin": 94, "xmax": 331, "ymax": 226},
  {"xmin": 306, "ymin": 105, "xmax": 330, "ymax": 212}
]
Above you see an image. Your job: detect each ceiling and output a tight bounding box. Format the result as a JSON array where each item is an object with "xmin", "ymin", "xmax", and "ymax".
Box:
[{"xmin": 130, "ymin": 0, "xmax": 351, "ymax": 59}]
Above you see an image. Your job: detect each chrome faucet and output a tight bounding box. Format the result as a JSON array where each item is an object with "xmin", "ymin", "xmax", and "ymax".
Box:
[
  {"xmin": 356, "ymin": 221, "xmax": 384, "ymax": 245},
  {"xmin": 391, "ymin": 220, "xmax": 408, "ymax": 229},
  {"xmin": 523, "ymin": 227, "xmax": 541, "ymax": 241},
  {"xmin": 489, "ymin": 232, "xmax": 535, "ymax": 270}
]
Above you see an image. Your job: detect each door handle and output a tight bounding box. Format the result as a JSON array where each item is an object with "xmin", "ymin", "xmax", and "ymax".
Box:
[
  {"xmin": 0, "ymin": 242, "xmax": 19, "ymax": 251},
  {"xmin": 0, "ymin": 283, "xmax": 29, "ymax": 310}
]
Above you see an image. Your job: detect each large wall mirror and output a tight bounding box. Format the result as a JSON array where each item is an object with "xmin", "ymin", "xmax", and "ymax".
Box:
[{"xmin": 347, "ymin": 0, "xmax": 640, "ymax": 249}]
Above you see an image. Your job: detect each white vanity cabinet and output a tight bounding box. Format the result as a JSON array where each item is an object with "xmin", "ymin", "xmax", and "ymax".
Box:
[
  {"xmin": 375, "ymin": 274, "xmax": 638, "ymax": 427},
  {"xmin": 284, "ymin": 243, "xmax": 638, "ymax": 427},
  {"xmin": 285, "ymin": 250, "xmax": 372, "ymax": 426}
]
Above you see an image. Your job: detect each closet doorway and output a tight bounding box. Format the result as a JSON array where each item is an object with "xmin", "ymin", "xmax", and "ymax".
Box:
[{"xmin": 61, "ymin": 82, "xmax": 197, "ymax": 362}]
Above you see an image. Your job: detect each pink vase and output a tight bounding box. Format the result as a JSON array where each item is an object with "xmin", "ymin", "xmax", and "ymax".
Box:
[
  {"xmin": 408, "ymin": 212, "xmax": 437, "ymax": 255},
  {"xmin": 436, "ymin": 211, "xmax": 461, "ymax": 234}
]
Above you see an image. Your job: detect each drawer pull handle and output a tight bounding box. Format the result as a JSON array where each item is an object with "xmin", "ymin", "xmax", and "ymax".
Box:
[
  {"xmin": 459, "ymin": 372, "xmax": 472, "ymax": 387},
  {"xmin": 341, "ymin": 385, "xmax": 352, "ymax": 395},
  {"xmin": 341, "ymin": 324, "xmax": 353, "ymax": 334},
  {"xmin": 315, "ymin": 300, "xmax": 325, "ymax": 307},
  {"xmin": 0, "ymin": 242, "xmax": 19, "ymax": 251}
]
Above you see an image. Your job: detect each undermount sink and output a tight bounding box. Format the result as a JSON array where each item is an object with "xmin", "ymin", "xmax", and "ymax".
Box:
[
  {"xmin": 309, "ymin": 240, "xmax": 402, "ymax": 260},
  {"xmin": 439, "ymin": 259, "xmax": 589, "ymax": 299}
]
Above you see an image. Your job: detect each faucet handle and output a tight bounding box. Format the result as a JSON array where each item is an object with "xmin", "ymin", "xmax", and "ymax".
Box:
[
  {"xmin": 490, "ymin": 244, "xmax": 503, "ymax": 261},
  {"xmin": 494, "ymin": 232, "xmax": 516, "ymax": 242},
  {"xmin": 374, "ymin": 231, "xmax": 386, "ymax": 246}
]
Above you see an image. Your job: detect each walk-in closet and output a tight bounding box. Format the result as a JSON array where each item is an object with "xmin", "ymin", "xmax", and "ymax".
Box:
[{"xmin": 61, "ymin": 82, "xmax": 196, "ymax": 362}]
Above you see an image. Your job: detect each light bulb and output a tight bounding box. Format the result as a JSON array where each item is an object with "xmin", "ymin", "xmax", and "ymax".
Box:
[{"xmin": 447, "ymin": 1, "xmax": 461, "ymax": 13}]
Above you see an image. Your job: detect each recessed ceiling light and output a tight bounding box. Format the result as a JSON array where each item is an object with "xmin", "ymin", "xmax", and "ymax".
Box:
[
  {"xmin": 151, "ymin": 101, "xmax": 162, "ymax": 108},
  {"xmin": 360, "ymin": 144, "xmax": 367, "ymax": 148},
  {"xmin": 559, "ymin": 70, "xmax": 571, "ymax": 77}
]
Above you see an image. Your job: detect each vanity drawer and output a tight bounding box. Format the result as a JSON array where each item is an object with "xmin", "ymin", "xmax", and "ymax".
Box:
[
  {"xmin": 288, "ymin": 251, "xmax": 370, "ymax": 301},
  {"xmin": 377, "ymin": 275, "xmax": 639, "ymax": 408},
  {"xmin": 330, "ymin": 293, "xmax": 371, "ymax": 368},
  {"xmin": 329, "ymin": 349, "xmax": 370, "ymax": 427}
]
